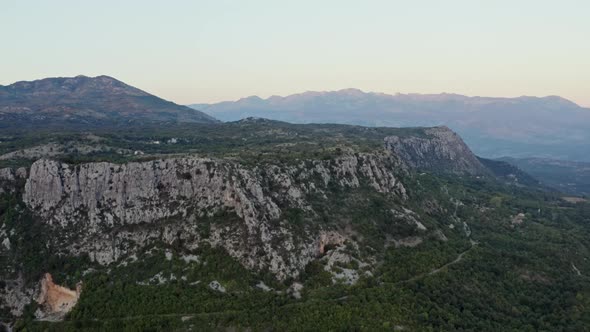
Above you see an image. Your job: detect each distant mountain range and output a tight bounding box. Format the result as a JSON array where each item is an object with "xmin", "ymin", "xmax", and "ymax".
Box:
[
  {"xmin": 0, "ymin": 75, "xmax": 217, "ymax": 129},
  {"xmin": 190, "ymin": 89, "xmax": 590, "ymax": 161},
  {"xmin": 2, "ymin": 77, "xmax": 588, "ymax": 163}
]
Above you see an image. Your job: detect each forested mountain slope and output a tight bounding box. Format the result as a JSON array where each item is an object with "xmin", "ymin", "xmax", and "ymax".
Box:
[{"xmin": 0, "ymin": 121, "xmax": 588, "ymax": 331}]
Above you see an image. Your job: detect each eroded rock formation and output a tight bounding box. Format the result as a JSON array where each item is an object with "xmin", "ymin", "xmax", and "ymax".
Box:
[
  {"xmin": 384, "ymin": 126, "xmax": 488, "ymax": 175},
  {"xmin": 21, "ymin": 152, "xmax": 406, "ymax": 281},
  {"xmin": 0, "ymin": 129, "xmax": 486, "ymax": 318},
  {"xmin": 35, "ymin": 273, "xmax": 81, "ymax": 321}
]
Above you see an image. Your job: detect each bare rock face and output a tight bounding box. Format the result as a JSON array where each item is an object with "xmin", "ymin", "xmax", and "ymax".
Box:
[
  {"xmin": 35, "ymin": 273, "xmax": 81, "ymax": 321},
  {"xmin": 318, "ymin": 231, "xmax": 346, "ymax": 255},
  {"xmin": 22, "ymin": 153, "xmax": 406, "ymax": 280},
  {"xmin": 23, "ymin": 158, "xmax": 281, "ymax": 230},
  {"xmin": 384, "ymin": 126, "xmax": 488, "ymax": 175},
  {"xmin": 208, "ymin": 281, "xmax": 226, "ymax": 293},
  {"xmin": 0, "ymin": 167, "xmax": 27, "ymax": 182},
  {"xmin": 0, "ymin": 167, "xmax": 27, "ymax": 195},
  {"xmin": 0, "ymin": 168, "xmax": 16, "ymax": 181},
  {"xmin": 0, "ymin": 276, "xmax": 37, "ymax": 317},
  {"xmin": 0, "ymin": 127, "xmax": 493, "ymax": 320}
]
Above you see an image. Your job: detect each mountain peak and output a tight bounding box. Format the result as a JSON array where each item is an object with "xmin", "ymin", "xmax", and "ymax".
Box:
[
  {"xmin": 0, "ymin": 75, "xmax": 218, "ymax": 128},
  {"xmin": 336, "ymin": 88, "xmax": 366, "ymax": 96},
  {"xmin": 237, "ymin": 95, "xmax": 264, "ymax": 102},
  {"xmin": 1, "ymin": 75, "xmax": 151, "ymax": 100}
]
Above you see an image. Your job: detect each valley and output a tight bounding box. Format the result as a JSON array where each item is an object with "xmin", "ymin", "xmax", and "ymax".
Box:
[{"xmin": 500, "ymin": 157, "xmax": 590, "ymax": 197}]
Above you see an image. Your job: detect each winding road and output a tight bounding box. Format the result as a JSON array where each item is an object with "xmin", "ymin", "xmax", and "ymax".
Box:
[{"xmin": 391, "ymin": 242, "xmax": 477, "ymax": 285}]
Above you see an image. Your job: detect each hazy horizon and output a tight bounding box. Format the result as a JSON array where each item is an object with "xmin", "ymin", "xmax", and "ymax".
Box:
[
  {"xmin": 2, "ymin": 0, "xmax": 589, "ymax": 107},
  {"xmin": 5, "ymin": 74, "xmax": 586, "ymax": 108},
  {"xmin": 186, "ymin": 87, "xmax": 586, "ymax": 107}
]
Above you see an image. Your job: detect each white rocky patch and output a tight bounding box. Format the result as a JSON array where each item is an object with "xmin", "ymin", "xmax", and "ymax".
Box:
[
  {"xmin": 288, "ymin": 282, "xmax": 304, "ymax": 299},
  {"xmin": 2, "ymin": 237, "xmax": 10, "ymax": 250},
  {"xmin": 255, "ymin": 281, "xmax": 273, "ymax": 292},
  {"xmin": 511, "ymin": 213, "xmax": 526, "ymax": 226},
  {"xmin": 432, "ymin": 230, "xmax": 448, "ymax": 242},
  {"xmin": 322, "ymin": 246, "xmax": 368, "ymax": 285},
  {"xmin": 0, "ymin": 276, "xmax": 37, "ymax": 316},
  {"xmin": 209, "ymin": 280, "xmax": 226, "ymax": 293},
  {"xmin": 414, "ymin": 220, "xmax": 427, "ymax": 231},
  {"xmin": 572, "ymin": 263, "xmax": 582, "ymax": 276},
  {"xmin": 137, "ymin": 272, "xmax": 168, "ymax": 285},
  {"xmin": 82, "ymin": 268, "xmax": 96, "ymax": 276},
  {"xmin": 181, "ymin": 254, "xmax": 200, "ymax": 263},
  {"xmin": 462, "ymin": 222, "xmax": 471, "ymax": 236},
  {"xmin": 393, "ymin": 236, "xmax": 423, "ymax": 248},
  {"xmin": 391, "ymin": 208, "xmax": 427, "ymax": 231}
]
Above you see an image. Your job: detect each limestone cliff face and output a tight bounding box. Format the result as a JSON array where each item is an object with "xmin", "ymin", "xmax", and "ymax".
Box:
[
  {"xmin": 21, "ymin": 152, "xmax": 406, "ymax": 280},
  {"xmin": 0, "ymin": 128, "xmax": 489, "ymax": 318},
  {"xmin": 0, "ymin": 167, "xmax": 27, "ymax": 185},
  {"xmin": 23, "ymin": 158, "xmax": 281, "ymax": 230},
  {"xmin": 4, "ymin": 127, "xmax": 487, "ymax": 286},
  {"xmin": 384, "ymin": 126, "xmax": 488, "ymax": 175}
]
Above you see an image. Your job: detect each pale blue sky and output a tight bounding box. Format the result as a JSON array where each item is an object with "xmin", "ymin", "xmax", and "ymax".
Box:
[{"xmin": 2, "ymin": 0, "xmax": 589, "ymax": 106}]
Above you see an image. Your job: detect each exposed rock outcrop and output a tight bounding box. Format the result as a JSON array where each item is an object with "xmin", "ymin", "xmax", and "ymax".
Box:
[
  {"xmin": 318, "ymin": 231, "xmax": 346, "ymax": 255},
  {"xmin": 208, "ymin": 281, "xmax": 226, "ymax": 293},
  {"xmin": 0, "ymin": 167, "xmax": 27, "ymax": 182},
  {"xmin": 35, "ymin": 273, "xmax": 81, "ymax": 321},
  {"xmin": 384, "ymin": 126, "xmax": 488, "ymax": 175},
  {"xmin": 0, "ymin": 167, "xmax": 27, "ymax": 194},
  {"xmin": 21, "ymin": 153, "xmax": 406, "ymax": 280},
  {"xmin": 0, "ymin": 127, "xmax": 488, "ymax": 318},
  {"xmin": 0, "ymin": 276, "xmax": 37, "ymax": 317}
]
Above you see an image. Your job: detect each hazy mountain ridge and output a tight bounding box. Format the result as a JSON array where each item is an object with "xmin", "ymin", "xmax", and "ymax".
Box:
[
  {"xmin": 0, "ymin": 75, "xmax": 217, "ymax": 128},
  {"xmin": 190, "ymin": 89, "xmax": 590, "ymax": 161}
]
